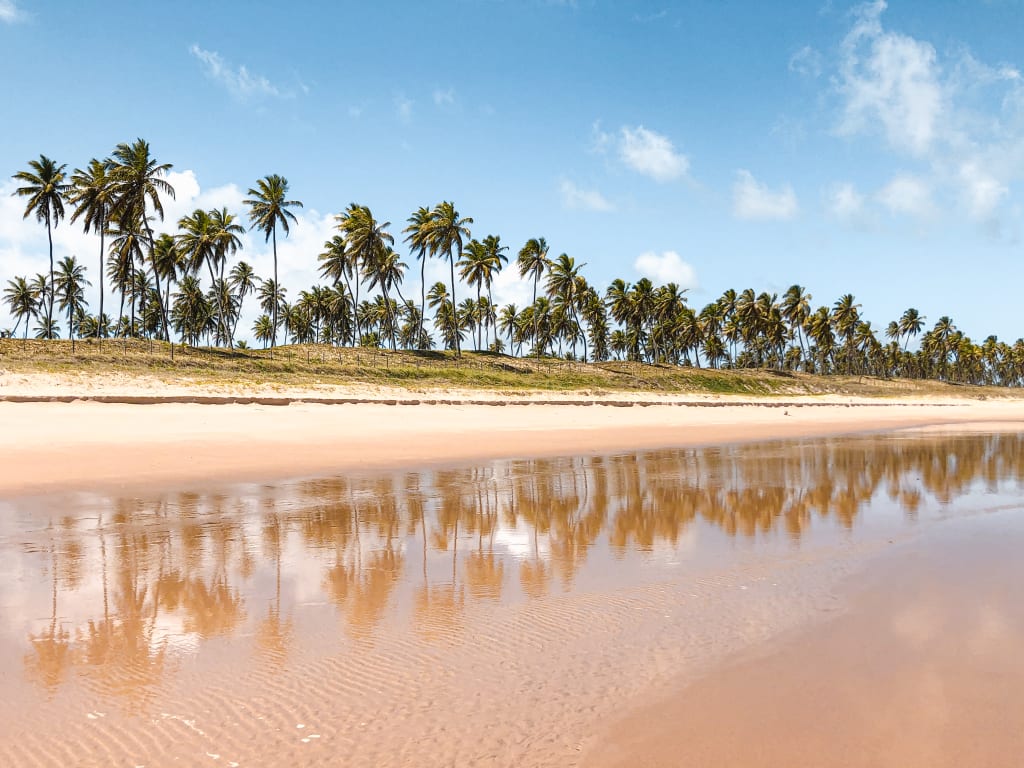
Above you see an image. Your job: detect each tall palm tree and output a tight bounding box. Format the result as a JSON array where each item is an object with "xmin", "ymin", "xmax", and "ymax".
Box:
[
  {"xmin": 780, "ymin": 284, "xmax": 812, "ymax": 360},
  {"xmin": 209, "ymin": 208, "xmax": 245, "ymax": 346},
  {"xmin": 228, "ymin": 261, "xmax": 258, "ymax": 341},
  {"xmin": 69, "ymin": 158, "xmax": 115, "ymax": 338},
  {"xmin": 403, "ymin": 205, "xmax": 434, "ymax": 347},
  {"xmin": 3, "ymin": 276, "xmax": 38, "ymax": 342},
  {"xmin": 338, "ymin": 204, "xmax": 394, "ymax": 346},
  {"xmin": 898, "ymin": 307, "xmax": 926, "ymax": 352},
  {"xmin": 12, "ymin": 155, "xmax": 71, "ymax": 332},
  {"xmin": 426, "ymin": 202, "xmax": 473, "ymax": 356},
  {"xmin": 545, "ymin": 253, "xmax": 586, "ymax": 359},
  {"xmin": 151, "ymin": 232, "xmax": 184, "ymax": 321},
  {"xmin": 517, "ymin": 237, "xmax": 549, "ymax": 358},
  {"xmin": 244, "ymin": 175, "xmax": 302, "ymax": 352},
  {"xmin": 54, "ymin": 256, "xmax": 90, "ymax": 352},
  {"xmin": 363, "ymin": 247, "xmax": 407, "ymax": 350},
  {"xmin": 108, "ymin": 139, "xmax": 175, "ymax": 340},
  {"xmin": 106, "ymin": 213, "xmax": 147, "ymax": 335},
  {"xmin": 318, "ymin": 234, "xmax": 361, "ymax": 342}
]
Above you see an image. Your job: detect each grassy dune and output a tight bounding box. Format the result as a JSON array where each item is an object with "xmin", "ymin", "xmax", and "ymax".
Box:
[{"xmin": 0, "ymin": 337, "xmax": 1017, "ymax": 398}]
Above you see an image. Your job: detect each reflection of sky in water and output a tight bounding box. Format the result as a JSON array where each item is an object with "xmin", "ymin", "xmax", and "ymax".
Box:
[{"xmin": 1, "ymin": 429, "xmax": 1024, "ymax": 703}]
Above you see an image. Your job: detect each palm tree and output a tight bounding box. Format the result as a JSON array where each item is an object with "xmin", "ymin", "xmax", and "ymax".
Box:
[
  {"xmin": 832, "ymin": 294, "xmax": 861, "ymax": 374},
  {"xmin": 426, "ymin": 202, "xmax": 473, "ymax": 356},
  {"xmin": 458, "ymin": 235, "xmax": 508, "ymax": 349},
  {"xmin": 209, "ymin": 208, "xmax": 245, "ymax": 347},
  {"xmin": 107, "ymin": 213, "xmax": 147, "ymax": 335},
  {"xmin": 363, "ymin": 247, "xmax": 407, "ymax": 350},
  {"xmin": 12, "ymin": 155, "xmax": 71, "ymax": 332},
  {"xmin": 244, "ymin": 175, "xmax": 302, "ymax": 353},
  {"xmin": 108, "ymin": 139, "xmax": 175, "ymax": 340},
  {"xmin": 151, "ymin": 232, "xmax": 183, "ymax": 321},
  {"xmin": 403, "ymin": 205, "xmax": 434, "ymax": 347},
  {"xmin": 898, "ymin": 307, "xmax": 925, "ymax": 352},
  {"xmin": 517, "ymin": 237, "xmax": 549, "ymax": 358},
  {"xmin": 228, "ymin": 261, "xmax": 258, "ymax": 340},
  {"xmin": 253, "ymin": 314, "xmax": 274, "ymax": 349},
  {"xmin": 498, "ymin": 304, "xmax": 519, "ymax": 355},
  {"xmin": 3, "ymin": 276, "xmax": 38, "ymax": 343},
  {"xmin": 780, "ymin": 284, "xmax": 812, "ymax": 360},
  {"xmin": 545, "ymin": 253, "xmax": 586, "ymax": 359},
  {"xmin": 69, "ymin": 158, "xmax": 114, "ymax": 338},
  {"xmin": 338, "ymin": 204, "xmax": 395, "ymax": 345},
  {"xmin": 54, "ymin": 256, "xmax": 90, "ymax": 352}
]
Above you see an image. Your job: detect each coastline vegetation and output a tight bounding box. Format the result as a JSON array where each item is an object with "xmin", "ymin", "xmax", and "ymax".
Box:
[{"xmin": 4, "ymin": 140, "xmax": 1022, "ymax": 389}]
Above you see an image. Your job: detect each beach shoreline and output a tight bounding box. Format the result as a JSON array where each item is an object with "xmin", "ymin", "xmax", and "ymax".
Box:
[{"xmin": 2, "ymin": 373, "xmax": 1023, "ymax": 494}]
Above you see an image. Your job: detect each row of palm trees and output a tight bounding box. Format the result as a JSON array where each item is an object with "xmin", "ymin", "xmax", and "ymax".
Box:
[{"xmin": 4, "ymin": 140, "xmax": 1021, "ymax": 386}]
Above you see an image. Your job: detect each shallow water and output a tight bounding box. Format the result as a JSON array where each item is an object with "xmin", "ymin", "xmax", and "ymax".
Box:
[{"xmin": 0, "ymin": 429, "xmax": 1022, "ymax": 767}]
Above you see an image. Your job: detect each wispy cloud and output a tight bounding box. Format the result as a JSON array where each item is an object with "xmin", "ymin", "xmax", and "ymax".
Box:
[
  {"xmin": 836, "ymin": 0, "xmax": 943, "ymax": 156},
  {"xmin": 826, "ymin": 182, "xmax": 867, "ymax": 224},
  {"xmin": 789, "ymin": 45, "xmax": 823, "ymax": 78},
  {"xmin": 876, "ymin": 173, "xmax": 934, "ymax": 218},
  {"xmin": 189, "ymin": 45, "xmax": 283, "ymax": 100},
  {"xmin": 733, "ymin": 170, "xmax": 799, "ymax": 220},
  {"xmin": 559, "ymin": 179, "xmax": 614, "ymax": 212},
  {"xmin": 433, "ymin": 87, "xmax": 456, "ymax": 107},
  {"xmin": 632, "ymin": 9, "xmax": 668, "ymax": 23},
  {"xmin": 619, "ymin": 125, "xmax": 689, "ymax": 182},
  {"xmin": 394, "ymin": 93, "xmax": 414, "ymax": 122},
  {"xmin": 0, "ymin": 0, "xmax": 25, "ymax": 23}
]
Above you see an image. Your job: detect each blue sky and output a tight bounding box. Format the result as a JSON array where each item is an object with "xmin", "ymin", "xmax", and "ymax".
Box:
[{"xmin": 2, "ymin": 0, "xmax": 1023, "ymax": 342}]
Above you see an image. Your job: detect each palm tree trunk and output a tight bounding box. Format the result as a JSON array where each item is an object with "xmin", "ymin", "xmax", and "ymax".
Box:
[
  {"xmin": 419, "ymin": 256, "xmax": 427, "ymax": 350},
  {"xmin": 450, "ymin": 250, "xmax": 460, "ymax": 357},
  {"xmin": 129, "ymin": 256, "xmax": 136, "ymax": 335},
  {"xmin": 271, "ymin": 226, "xmax": 278, "ymax": 357},
  {"xmin": 98, "ymin": 219, "xmax": 105, "ymax": 340},
  {"xmin": 141, "ymin": 219, "xmax": 171, "ymax": 342},
  {"xmin": 476, "ymin": 285, "xmax": 482, "ymax": 350},
  {"xmin": 532, "ymin": 275, "xmax": 539, "ymax": 359},
  {"xmin": 46, "ymin": 215, "xmax": 55, "ymax": 337},
  {"xmin": 207, "ymin": 262, "xmax": 227, "ymax": 348}
]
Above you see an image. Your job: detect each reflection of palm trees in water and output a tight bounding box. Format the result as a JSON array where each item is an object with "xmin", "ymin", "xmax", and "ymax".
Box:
[
  {"xmin": 20, "ymin": 432, "xmax": 1024, "ymax": 695},
  {"xmin": 256, "ymin": 512, "xmax": 292, "ymax": 663},
  {"xmin": 24, "ymin": 542, "xmax": 72, "ymax": 693}
]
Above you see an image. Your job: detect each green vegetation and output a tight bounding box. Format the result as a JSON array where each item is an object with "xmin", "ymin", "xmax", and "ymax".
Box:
[
  {"xmin": 2, "ymin": 338, "xmax": 1018, "ymax": 399},
  {"xmin": 5, "ymin": 139, "xmax": 1023, "ymax": 389}
]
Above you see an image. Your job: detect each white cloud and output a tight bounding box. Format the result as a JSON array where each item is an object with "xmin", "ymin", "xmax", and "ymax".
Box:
[
  {"xmin": 559, "ymin": 179, "xmax": 614, "ymax": 212},
  {"xmin": 633, "ymin": 251, "xmax": 698, "ymax": 289},
  {"xmin": 189, "ymin": 45, "xmax": 283, "ymax": 100},
  {"xmin": 789, "ymin": 45, "xmax": 823, "ymax": 78},
  {"xmin": 876, "ymin": 174, "xmax": 934, "ymax": 218},
  {"xmin": 958, "ymin": 161, "xmax": 1008, "ymax": 220},
  {"xmin": 589, "ymin": 120, "xmax": 612, "ymax": 154},
  {"xmin": 432, "ymin": 87, "xmax": 455, "ymax": 107},
  {"xmin": 394, "ymin": 93, "xmax": 413, "ymax": 122},
  {"xmin": 827, "ymin": 182, "xmax": 866, "ymax": 222},
  {"xmin": 732, "ymin": 170, "xmax": 799, "ymax": 221},
  {"xmin": 836, "ymin": 0, "xmax": 943, "ymax": 156},
  {"xmin": 0, "ymin": 0, "xmax": 24, "ymax": 23},
  {"xmin": 619, "ymin": 126, "xmax": 689, "ymax": 181}
]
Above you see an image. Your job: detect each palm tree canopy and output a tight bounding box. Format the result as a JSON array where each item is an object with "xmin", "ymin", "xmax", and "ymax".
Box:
[
  {"xmin": 244, "ymin": 174, "xmax": 302, "ymax": 240},
  {"xmin": 68, "ymin": 158, "xmax": 114, "ymax": 232},
  {"xmin": 108, "ymin": 139, "xmax": 174, "ymax": 222},
  {"xmin": 12, "ymin": 155, "xmax": 71, "ymax": 225}
]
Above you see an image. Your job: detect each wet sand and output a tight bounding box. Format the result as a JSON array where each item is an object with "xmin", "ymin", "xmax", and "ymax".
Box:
[
  {"xmin": 1, "ymin": 431, "xmax": 1023, "ymax": 766},
  {"xmin": 1, "ymin": 396, "xmax": 1021, "ymax": 493},
  {"xmin": 584, "ymin": 509, "xmax": 1024, "ymax": 768}
]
